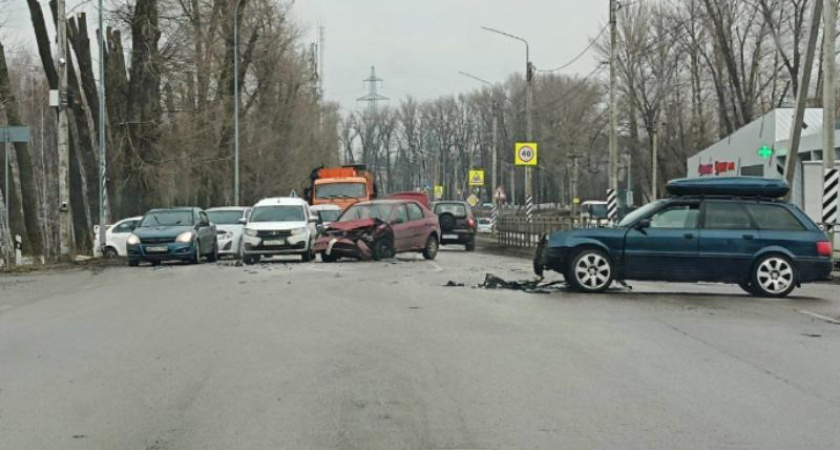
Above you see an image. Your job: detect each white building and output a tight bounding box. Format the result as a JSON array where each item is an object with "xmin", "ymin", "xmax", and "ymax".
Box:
[{"xmin": 686, "ymin": 108, "xmax": 840, "ymax": 224}]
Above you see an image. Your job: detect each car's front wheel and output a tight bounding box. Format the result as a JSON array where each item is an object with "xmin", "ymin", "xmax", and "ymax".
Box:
[
  {"xmin": 207, "ymin": 240, "xmax": 219, "ymax": 263},
  {"xmin": 751, "ymin": 254, "xmax": 796, "ymax": 297},
  {"xmin": 128, "ymin": 259, "xmax": 139, "ymax": 267},
  {"xmin": 321, "ymin": 253, "xmax": 337, "ymax": 263},
  {"xmin": 566, "ymin": 248, "xmax": 613, "ymax": 293},
  {"xmin": 190, "ymin": 242, "xmax": 202, "ymax": 264}
]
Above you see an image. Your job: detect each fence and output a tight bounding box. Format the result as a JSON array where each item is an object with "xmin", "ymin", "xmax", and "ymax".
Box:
[{"xmin": 496, "ymin": 216, "xmax": 574, "ymax": 248}]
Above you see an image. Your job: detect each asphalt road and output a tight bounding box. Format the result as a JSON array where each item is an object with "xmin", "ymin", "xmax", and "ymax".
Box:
[{"xmin": 1, "ymin": 248, "xmax": 839, "ymax": 450}]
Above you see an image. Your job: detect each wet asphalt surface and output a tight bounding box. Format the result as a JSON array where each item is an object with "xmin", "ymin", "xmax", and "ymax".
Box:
[{"xmin": 1, "ymin": 247, "xmax": 839, "ymax": 450}]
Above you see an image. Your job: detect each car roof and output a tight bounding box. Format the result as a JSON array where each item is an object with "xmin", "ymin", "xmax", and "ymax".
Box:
[
  {"xmin": 146, "ymin": 207, "xmax": 197, "ymax": 213},
  {"xmin": 253, "ymin": 197, "xmax": 308, "ymax": 207},
  {"xmin": 206, "ymin": 206, "xmax": 248, "ymax": 212}
]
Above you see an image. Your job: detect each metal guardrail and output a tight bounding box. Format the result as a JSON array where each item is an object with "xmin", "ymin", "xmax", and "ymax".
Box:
[{"xmin": 496, "ymin": 216, "xmax": 574, "ymax": 248}]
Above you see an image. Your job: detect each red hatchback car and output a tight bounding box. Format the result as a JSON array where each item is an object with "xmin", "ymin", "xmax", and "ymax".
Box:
[{"xmin": 313, "ymin": 199, "xmax": 441, "ymax": 262}]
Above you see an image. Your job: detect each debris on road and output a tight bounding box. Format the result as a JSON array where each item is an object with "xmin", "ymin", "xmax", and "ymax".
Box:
[
  {"xmin": 442, "ymin": 281, "xmax": 465, "ymax": 287},
  {"xmin": 476, "ymin": 273, "xmax": 566, "ymax": 294}
]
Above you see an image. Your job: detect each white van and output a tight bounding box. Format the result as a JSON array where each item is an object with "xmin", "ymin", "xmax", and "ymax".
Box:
[{"xmin": 240, "ymin": 197, "xmax": 318, "ymax": 264}]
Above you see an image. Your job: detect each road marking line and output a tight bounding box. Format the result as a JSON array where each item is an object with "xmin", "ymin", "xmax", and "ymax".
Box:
[
  {"xmin": 797, "ymin": 310, "xmax": 840, "ymax": 325},
  {"xmin": 428, "ymin": 261, "xmax": 444, "ymax": 272}
]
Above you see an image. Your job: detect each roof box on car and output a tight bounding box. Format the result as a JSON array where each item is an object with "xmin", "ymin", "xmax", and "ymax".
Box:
[{"xmin": 666, "ymin": 177, "xmax": 789, "ymax": 198}]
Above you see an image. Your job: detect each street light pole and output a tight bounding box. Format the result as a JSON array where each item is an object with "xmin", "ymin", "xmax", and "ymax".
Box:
[
  {"xmin": 98, "ymin": 0, "xmax": 107, "ymax": 254},
  {"xmin": 233, "ymin": 0, "xmax": 242, "ymax": 206},
  {"xmin": 482, "ymin": 26, "xmax": 533, "ymax": 221}
]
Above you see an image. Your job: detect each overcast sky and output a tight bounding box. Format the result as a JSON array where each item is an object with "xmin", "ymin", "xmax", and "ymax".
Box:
[
  {"xmin": 1, "ymin": 0, "xmax": 607, "ymax": 113},
  {"xmin": 293, "ymin": 0, "xmax": 607, "ymax": 112}
]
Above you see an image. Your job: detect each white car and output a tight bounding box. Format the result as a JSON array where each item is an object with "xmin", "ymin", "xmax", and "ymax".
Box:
[
  {"xmin": 310, "ymin": 204, "xmax": 342, "ymax": 227},
  {"xmin": 93, "ymin": 216, "xmax": 142, "ymax": 257},
  {"xmin": 207, "ymin": 207, "xmax": 250, "ymax": 258},
  {"xmin": 241, "ymin": 197, "xmax": 318, "ymax": 264},
  {"xmin": 476, "ymin": 218, "xmax": 493, "ymax": 233}
]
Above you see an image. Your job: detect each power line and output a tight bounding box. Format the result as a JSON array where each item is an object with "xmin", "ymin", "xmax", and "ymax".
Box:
[{"xmin": 537, "ymin": 24, "xmax": 608, "ymax": 73}]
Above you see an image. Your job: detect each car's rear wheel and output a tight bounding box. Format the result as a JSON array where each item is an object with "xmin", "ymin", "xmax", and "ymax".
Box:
[
  {"xmin": 465, "ymin": 238, "xmax": 475, "ymax": 252},
  {"xmin": 751, "ymin": 254, "xmax": 796, "ymax": 297},
  {"xmin": 422, "ymin": 235, "xmax": 439, "ymax": 260},
  {"xmin": 372, "ymin": 238, "xmax": 394, "ymax": 261},
  {"xmin": 566, "ymin": 248, "xmax": 613, "ymax": 293}
]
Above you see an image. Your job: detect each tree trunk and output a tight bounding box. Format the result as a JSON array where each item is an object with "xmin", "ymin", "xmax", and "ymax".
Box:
[{"xmin": 0, "ymin": 41, "xmax": 43, "ymax": 256}]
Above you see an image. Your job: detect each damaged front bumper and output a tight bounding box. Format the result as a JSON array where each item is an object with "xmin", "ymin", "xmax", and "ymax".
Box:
[{"xmin": 313, "ymin": 219, "xmax": 393, "ymax": 261}]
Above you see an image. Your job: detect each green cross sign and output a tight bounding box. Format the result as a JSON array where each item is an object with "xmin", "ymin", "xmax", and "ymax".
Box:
[{"xmin": 757, "ymin": 145, "xmax": 773, "ymax": 159}]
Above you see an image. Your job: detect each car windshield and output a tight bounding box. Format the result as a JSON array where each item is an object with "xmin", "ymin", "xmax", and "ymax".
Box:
[
  {"xmin": 318, "ymin": 210, "xmax": 341, "ymax": 223},
  {"xmin": 207, "ymin": 210, "xmax": 244, "ymax": 225},
  {"xmin": 434, "ymin": 203, "xmax": 467, "ymax": 217},
  {"xmin": 340, "ymin": 203, "xmax": 395, "ymax": 222},
  {"xmin": 617, "ymin": 200, "xmax": 665, "ymax": 227},
  {"xmin": 316, "ymin": 183, "xmax": 367, "ymax": 199},
  {"xmin": 139, "ymin": 210, "xmax": 194, "ymax": 227},
  {"xmin": 249, "ymin": 206, "xmax": 305, "ymax": 223}
]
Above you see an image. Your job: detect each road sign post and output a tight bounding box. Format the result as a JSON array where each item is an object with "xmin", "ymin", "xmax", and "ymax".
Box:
[{"xmin": 515, "ymin": 143, "xmax": 537, "ymax": 221}]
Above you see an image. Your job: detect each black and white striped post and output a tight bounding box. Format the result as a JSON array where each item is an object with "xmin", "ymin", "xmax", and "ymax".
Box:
[
  {"xmin": 525, "ymin": 195, "xmax": 534, "ymax": 223},
  {"xmin": 824, "ymin": 168, "xmax": 839, "ymax": 230},
  {"xmin": 606, "ymin": 189, "xmax": 618, "ymax": 223}
]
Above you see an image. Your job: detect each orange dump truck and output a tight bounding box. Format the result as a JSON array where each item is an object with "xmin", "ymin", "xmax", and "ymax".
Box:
[{"xmin": 305, "ymin": 165, "xmax": 377, "ymax": 211}]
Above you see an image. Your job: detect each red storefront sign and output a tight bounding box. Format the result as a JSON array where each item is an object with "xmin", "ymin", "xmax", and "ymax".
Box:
[{"xmin": 698, "ymin": 161, "xmax": 736, "ymax": 176}]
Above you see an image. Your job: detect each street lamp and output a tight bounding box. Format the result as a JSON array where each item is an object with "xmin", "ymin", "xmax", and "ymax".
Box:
[
  {"xmin": 459, "ymin": 71, "xmax": 500, "ymax": 225},
  {"xmin": 481, "ymin": 26, "xmax": 534, "ymax": 221},
  {"xmin": 233, "ymin": 0, "xmax": 243, "ymax": 206}
]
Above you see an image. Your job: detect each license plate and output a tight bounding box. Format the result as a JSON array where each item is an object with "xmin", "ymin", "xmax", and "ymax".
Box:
[
  {"xmin": 146, "ymin": 245, "xmax": 168, "ymax": 253},
  {"xmin": 443, "ymin": 234, "xmax": 459, "ymax": 240},
  {"xmin": 263, "ymin": 239, "xmax": 285, "ymax": 246}
]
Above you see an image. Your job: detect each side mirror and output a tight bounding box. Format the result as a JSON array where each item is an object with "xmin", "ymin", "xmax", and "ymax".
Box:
[
  {"xmin": 636, "ymin": 219, "xmax": 651, "ymax": 230},
  {"xmin": 238, "ymin": 217, "xmax": 247, "ymax": 225}
]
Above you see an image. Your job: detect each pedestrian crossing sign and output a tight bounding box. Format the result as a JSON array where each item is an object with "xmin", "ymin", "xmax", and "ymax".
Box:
[
  {"xmin": 469, "ymin": 170, "xmax": 485, "ymax": 186},
  {"xmin": 434, "ymin": 185, "xmax": 444, "ymax": 199}
]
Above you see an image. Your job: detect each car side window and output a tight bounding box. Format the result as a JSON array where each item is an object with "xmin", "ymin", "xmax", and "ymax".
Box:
[
  {"xmin": 648, "ymin": 205, "xmax": 699, "ymax": 229},
  {"xmin": 113, "ymin": 221, "xmax": 136, "ymax": 233},
  {"xmin": 407, "ymin": 203, "xmax": 423, "ymax": 221},
  {"xmin": 393, "ymin": 205, "xmax": 409, "ymax": 224},
  {"xmin": 703, "ymin": 202, "xmax": 752, "ymax": 229},
  {"xmin": 744, "ymin": 203, "xmax": 806, "ymax": 230}
]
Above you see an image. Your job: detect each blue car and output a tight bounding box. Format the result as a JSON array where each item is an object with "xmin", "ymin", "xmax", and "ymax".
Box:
[
  {"xmin": 534, "ymin": 178, "xmax": 833, "ymax": 297},
  {"xmin": 126, "ymin": 207, "xmax": 218, "ymax": 266}
]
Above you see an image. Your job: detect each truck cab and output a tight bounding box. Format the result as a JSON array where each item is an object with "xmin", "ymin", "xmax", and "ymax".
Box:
[{"xmin": 308, "ymin": 165, "xmax": 377, "ymax": 211}]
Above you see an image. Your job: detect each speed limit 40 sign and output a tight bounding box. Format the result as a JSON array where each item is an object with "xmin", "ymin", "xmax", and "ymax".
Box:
[{"xmin": 515, "ymin": 142, "xmax": 538, "ymax": 166}]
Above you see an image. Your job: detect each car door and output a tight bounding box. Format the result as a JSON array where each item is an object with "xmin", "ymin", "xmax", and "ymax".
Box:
[
  {"xmin": 111, "ymin": 219, "xmax": 139, "ymax": 256},
  {"xmin": 623, "ymin": 201, "xmax": 701, "ymax": 281},
  {"xmin": 697, "ymin": 201, "xmax": 760, "ymax": 282},
  {"xmin": 406, "ymin": 202, "xmax": 426, "ymax": 249},
  {"xmin": 389, "ymin": 204, "xmax": 412, "ymax": 251},
  {"xmin": 197, "ymin": 210, "xmax": 213, "ymax": 253}
]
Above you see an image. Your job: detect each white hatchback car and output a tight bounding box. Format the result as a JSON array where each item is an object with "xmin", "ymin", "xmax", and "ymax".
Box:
[
  {"xmin": 93, "ymin": 216, "xmax": 143, "ymax": 257},
  {"xmin": 207, "ymin": 207, "xmax": 250, "ymax": 258},
  {"xmin": 241, "ymin": 197, "xmax": 318, "ymax": 264}
]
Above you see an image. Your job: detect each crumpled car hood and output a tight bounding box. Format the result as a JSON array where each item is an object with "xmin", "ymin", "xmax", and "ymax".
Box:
[{"xmin": 325, "ymin": 218, "xmax": 378, "ymax": 232}]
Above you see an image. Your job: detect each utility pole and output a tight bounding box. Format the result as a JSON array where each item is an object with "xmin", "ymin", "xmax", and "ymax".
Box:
[
  {"xmin": 57, "ymin": 0, "xmax": 73, "ymax": 261},
  {"xmin": 480, "ymin": 26, "xmax": 532, "ymax": 220},
  {"xmin": 651, "ymin": 123, "xmax": 659, "ymax": 200},
  {"xmin": 233, "ymin": 0, "xmax": 243, "ymax": 206},
  {"xmin": 608, "ymin": 0, "xmax": 619, "ymax": 219},
  {"xmin": 822, "ymin": 0, "xmax": 837, "ymax": 241},
  {"xmin": 783, "ymin": 0, "xmax": 823, "ymax": 197},
  {"xmin": 98, "ymin": 0, "xmax": 108, "ymax": 254},
  {"xmin": 318, "ymin": 24, "xmax": 325, "ymax": 100}
]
